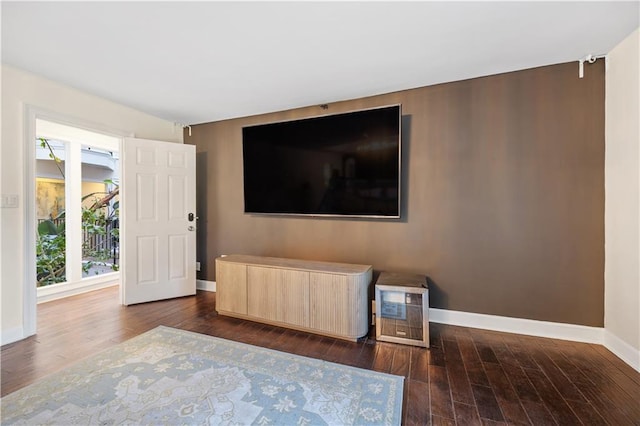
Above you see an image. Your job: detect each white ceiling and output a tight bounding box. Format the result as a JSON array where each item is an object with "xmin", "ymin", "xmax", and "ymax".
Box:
[{"xmin": 2, "ymin": 2, "xmax": 638, "ymax": 125}]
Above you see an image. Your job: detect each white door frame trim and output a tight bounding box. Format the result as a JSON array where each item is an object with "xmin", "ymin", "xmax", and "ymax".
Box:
[{"xmin": 23, "ymin": 105, "xmax": 133, "ymax": 340}]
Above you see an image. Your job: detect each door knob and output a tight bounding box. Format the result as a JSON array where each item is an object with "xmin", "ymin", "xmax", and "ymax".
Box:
[{"xmin": 188, "ymin": 225, "xmax": 195, "ymax": 231}]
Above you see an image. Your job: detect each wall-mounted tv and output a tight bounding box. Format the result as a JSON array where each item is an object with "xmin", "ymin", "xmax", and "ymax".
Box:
[{"xmin": 242, "ymin": 104, "xmax": 401, "ymax": 219}]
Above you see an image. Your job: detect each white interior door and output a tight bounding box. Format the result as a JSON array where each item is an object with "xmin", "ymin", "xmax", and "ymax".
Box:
[{"xmin": 121, "ymin": 137, "xmax": 196, "ymax": 305}]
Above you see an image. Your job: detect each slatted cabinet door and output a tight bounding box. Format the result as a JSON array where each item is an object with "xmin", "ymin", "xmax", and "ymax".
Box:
[
  {"xmin": 309, "ymin": 271, "xmax": 371, "ymax": 339},
  {"xmin": 216, "ymin": 261, "xmax": 247, "ymax": 315},
  {"xmin": 248, "ymin": 267, "xmax": 310, "ymax": 328},
  {"xmin": 309, "ymin": 273, "xmax": 351, "ymax": 336},
  {"xmin": 276, "ymin": 269, "xmax": 310, "ymax": 328},
  {"xmin": 247, "ymin": 266, "xmax": 279, "ymax": 322}
]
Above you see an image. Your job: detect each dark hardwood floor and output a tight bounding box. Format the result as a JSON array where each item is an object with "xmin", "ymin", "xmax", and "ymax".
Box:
[{"xmin": 2, "ymin": 286, "xmax": 639, "ymax": 425}]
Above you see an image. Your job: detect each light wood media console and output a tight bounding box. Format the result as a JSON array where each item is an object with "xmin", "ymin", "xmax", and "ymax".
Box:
[{"xmin": 215, "ymin": 255, "xmax": 373, "ymax": 341}]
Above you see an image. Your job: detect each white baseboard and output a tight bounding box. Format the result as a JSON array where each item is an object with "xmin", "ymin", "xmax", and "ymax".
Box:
[
  {"xmin": 604, "ymin": 330, "xmax": 640, "ymax": 372},
  {"xmin": 1, "ymin": 326, "xmax": 25, "ymax": 346},
  {"xmin": 429, "ymin": 308, "xmax": 604, "ymax": 344},
  {"xmin": 196, "ymin": 280, "xmax": 216, "ymax": 292},
  {"xmin": 37, "ymin": 274, "xmax": 119, "ymax": 304}
]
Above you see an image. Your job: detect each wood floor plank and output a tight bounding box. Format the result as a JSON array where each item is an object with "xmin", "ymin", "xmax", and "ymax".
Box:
[
  {"xmin": 429, "ymin": 364, "xmax": 455, "ymax": 420},
  {"xmin": 519, "ymin": 399, "xmax": 557, "ymax": 425},
  {"xmin": 556, "ymin": 342, "xmax": 640, "ymax": 422},
  {"xmin": 483, "ymin": 362, "xmax": 531, "ymax": 425},
  {"xmin": 564, "ymin": 398, "xmax": 607, "ymax": 426},
  {"xmin": 475, "ymin": 342, "xmax": 500, "ymax": 364},
  {"xmin": 495, "ymin": 359, "xmax": 541, "ymax": 404},
  {"xmin": 442, "ymin": 338, "xmax": 475, "ymax": 405},
  {"xmin": 576, "ymin": 376, "xmax": 639, "ymax": 426},
  {"xmin": 351, "ymin": 340, "xmax": 377, "ymax": 370},
  {"xmin": 528, "ymin": 346, "xmax": 587, "ymax": 403},
  {"xmin": 409, "ymin": 346, "xmax": 430, "ymax": 383},
  {"xmin": 405, "ymin": 379, "xmax": 430, "ymax": 425},
  {"xmin": 457, "ymin": 334, "xmax": 491, "ymax": 387},
  {"xmin": 371, "ymin": 342, "xmax": 395, "ymax": 374},
  {"xmin": 390, "ymin": 345, "xmax": 411, "ymax": 377},
  {"xmin": 523, "ymin": 367, "xmax": 582, "ymax": 425},
  {"xmin": 479, "ymin": 420, "xmax": 509, "ymax": 426},
  {"xmin": 324, "ymin": 338, "xmax": 359, "ymax": 366},
  {"xmin": 295, "ymin": 333, "xmax": 335, "ymax": 360},
  {"xmin": 471, "ymin": 384, "xmax": 505, "ymax": 422},
  {"xmin": 431, "ymin": 414, "xmax": 456, "ymax": 425},
  {"xmin": 590, "ymin": 344, "xmax": 640, "ymax": 386},
  {"xmin": 506, "ymin": 341, "xmax": 540, "ymax": 371},
  {"xmin": 542, "ymin": 344, "xmax": 594, "ymax": 386},
  {"xmin": 454, "ymin": 401, "xmax": 482, "ymax": 426},
  {"xmin": 428, "ymin": 342, "xmax": 447, "ymax": 367}
]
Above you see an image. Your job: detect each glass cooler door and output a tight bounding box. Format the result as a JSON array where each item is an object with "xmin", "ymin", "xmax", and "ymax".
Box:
[{"xmin": 379, "ymin": 290, "xmax": 424, "ymax": 341}]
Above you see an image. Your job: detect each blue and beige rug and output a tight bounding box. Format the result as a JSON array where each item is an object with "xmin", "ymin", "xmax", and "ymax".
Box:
[{"xmin": 1, "ymin": 326, "xmax": 403, "ymax": 425}]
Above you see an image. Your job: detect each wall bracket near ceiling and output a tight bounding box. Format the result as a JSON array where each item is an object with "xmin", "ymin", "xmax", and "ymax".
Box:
[
  {"xmin": 176, "ymin": 123, "xmax": 192, "ymax": 137},
  {"xmin": 578, "ymin": 54, "xmax": 608, "ymax": 78}
]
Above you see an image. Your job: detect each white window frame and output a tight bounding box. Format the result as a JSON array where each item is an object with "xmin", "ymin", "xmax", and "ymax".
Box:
[{"xmin": 23, "ymin": 106, "xmax": 132, "ymax": 335}]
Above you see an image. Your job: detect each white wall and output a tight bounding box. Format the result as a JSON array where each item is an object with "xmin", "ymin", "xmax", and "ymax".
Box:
[
  {"xmin": 605, "ymin": 28, "xmax": 640, "ymax": 371},
  {"xmin": 1, "ymin": 65, "xmax": 183, "ymax": 344}
]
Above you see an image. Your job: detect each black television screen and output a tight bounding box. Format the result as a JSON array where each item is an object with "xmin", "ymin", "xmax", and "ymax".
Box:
[{"xmin": 242, "ymin": 104, "xmax": 401, "ymax": 218}]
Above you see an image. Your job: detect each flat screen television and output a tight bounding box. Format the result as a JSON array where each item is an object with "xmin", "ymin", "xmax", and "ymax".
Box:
[{"xmin": 242, "ymin": 104, "xmax": 401, "ymax": 219}]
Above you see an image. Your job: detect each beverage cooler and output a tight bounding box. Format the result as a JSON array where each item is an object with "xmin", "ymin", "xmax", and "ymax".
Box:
[{"xmin": 375, "ymin": 272, "xmax": 429, "ymax": 347}]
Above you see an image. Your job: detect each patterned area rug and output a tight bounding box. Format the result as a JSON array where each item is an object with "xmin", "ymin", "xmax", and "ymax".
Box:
[{"xmin": 1, "ymin": 326, "xmax": 403, "ymax": 425}]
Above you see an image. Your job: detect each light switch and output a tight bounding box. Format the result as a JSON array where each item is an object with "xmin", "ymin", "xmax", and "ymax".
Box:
[{"xmin": 1, "ymin": 194, "xmax": 19, "ymax": 208}]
